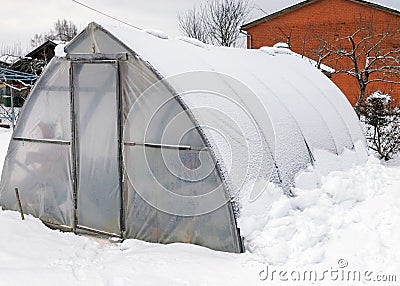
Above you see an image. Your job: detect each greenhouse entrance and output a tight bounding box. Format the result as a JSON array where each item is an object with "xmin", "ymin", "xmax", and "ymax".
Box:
[{"xmin": 71, "ymin": 55, "xmax": 125, "ymax": 237}]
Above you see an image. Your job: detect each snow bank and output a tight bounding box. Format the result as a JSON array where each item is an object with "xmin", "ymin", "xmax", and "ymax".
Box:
[
  {"xmin": 0, "ymin": 209, "xmax": 262, "ymax": 286},
  {"xmin": 239, "ymin": 155, "xmax": 400, "ymax": 273}
]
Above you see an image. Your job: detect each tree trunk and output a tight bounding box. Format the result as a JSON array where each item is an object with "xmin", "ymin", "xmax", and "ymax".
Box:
[{"xmin": 355, "ymin": 86, "xmax": 365, "ymax": 118}]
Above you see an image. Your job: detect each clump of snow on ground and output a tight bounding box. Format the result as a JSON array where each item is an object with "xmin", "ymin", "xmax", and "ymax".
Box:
[{"xmin": 0, "ymin": 128, "xmax": 399, "ymax": 285}]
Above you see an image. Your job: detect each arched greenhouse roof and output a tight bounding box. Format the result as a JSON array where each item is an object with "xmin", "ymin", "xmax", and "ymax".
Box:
[{"xmin": 65, "ymin": 22, "xmax": 366, "ymax": 197}]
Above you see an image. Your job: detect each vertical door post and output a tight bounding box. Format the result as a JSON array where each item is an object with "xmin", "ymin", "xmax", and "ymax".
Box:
[
  {"xmin": 116, "ymin": 61, "xmax": 126, "ymax": 237},
  {"xmin": 70, "ymin": 62, "xmax": 79, "ymax": 233}
]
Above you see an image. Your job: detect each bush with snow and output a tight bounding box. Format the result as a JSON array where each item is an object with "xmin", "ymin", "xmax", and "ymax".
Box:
[{"xmin": 361, "ymin": 90, "xmax": 400, "ymax": 161}]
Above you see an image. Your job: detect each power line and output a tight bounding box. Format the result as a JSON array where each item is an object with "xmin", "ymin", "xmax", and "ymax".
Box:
[{"xmin": 71, "ymin": 0, "xmax": 141, "ymax": 30}]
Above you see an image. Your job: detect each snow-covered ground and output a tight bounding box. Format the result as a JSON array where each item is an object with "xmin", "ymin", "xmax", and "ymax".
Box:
[{"xmin": 0, "ymin": 128, "xmax": 399, "ymax": 285}]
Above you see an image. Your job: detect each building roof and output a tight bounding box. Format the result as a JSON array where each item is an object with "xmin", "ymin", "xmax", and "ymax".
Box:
[
  {"xmin": 25, "ymin": 40, "xmax": 58, "ymax": 60},
  {"xmin": 242, "ymin": 0, "xmax": 400, "ymax": 30}
]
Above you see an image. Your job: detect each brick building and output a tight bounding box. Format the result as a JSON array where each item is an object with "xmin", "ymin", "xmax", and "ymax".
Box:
[{"xmin": 242, "ymin": 0, "xmax": 400, "ymax": 106}]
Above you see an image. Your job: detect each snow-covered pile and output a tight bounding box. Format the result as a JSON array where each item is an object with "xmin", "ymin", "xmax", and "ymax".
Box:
[
  {"xmin": 259, "ymin": 44, "xmax": 292, "ymax": 56},
  {"xmin": 367, "ymin": 90, "xmax": 392, "ymax": 105},
  {"xmin": 0, "ymin": 127, "xmax": 399, "ymax": 285},
  {"xmin": 260, "ymin": 42, "xmax": 335, "ymax": 73},
  {"xmin": 143, "ymin": 29, "xmax": 169, "ymax": 40},
  {"xmin": 240, "ymin": 156, "xmax": 400, "ymax": 268},
  {"xmin": 176, "ymin": 36, "xmax": 207, "ymax": 49},
  {"xmin": 0, "ymin": 54, "xmax": 20, "ymax": 65}
]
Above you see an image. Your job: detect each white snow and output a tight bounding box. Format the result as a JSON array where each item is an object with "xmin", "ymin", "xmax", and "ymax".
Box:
[
  {"xmin": 0, "ymin": 126, "xmax": 399, "ymax": 285},
  {"xmin": 367, "ymin": 90, "xmax": 392, "ymax": 105},
  {"xmin": 273, "ymin": 42, "xmax": 290, "ymax": 49},
  {"xmin": 259, "ymin": 45, "xmax": 292, "ymax": 55},
  {"xmin": 54, "ymin": 43, "xmax": 67, "ymax": 57},
  {"xmin": 142, "ymin": 29, "xmax": 169, "ymax": 40},
  {"xmin": 260, "ymin": 43, "xmax": 335, "ymax": 73},
  {"xmin": 176, "ymin": 36, "xmax": 207, "ymax": 49},
  {"xmin": 0, "ymin": 54, "xmax": 20, "ymax": 65}
]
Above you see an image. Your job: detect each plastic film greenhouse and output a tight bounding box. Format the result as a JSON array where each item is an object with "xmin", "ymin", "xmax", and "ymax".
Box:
[{"xmin": 0, "ymin": 22, "xmax": 367, "ymax": 253}]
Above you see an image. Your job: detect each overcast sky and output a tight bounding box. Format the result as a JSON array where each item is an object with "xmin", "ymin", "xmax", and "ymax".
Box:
[{"xmin": 1, "ymin": 0, "xmax": 399, "ymax": 53}]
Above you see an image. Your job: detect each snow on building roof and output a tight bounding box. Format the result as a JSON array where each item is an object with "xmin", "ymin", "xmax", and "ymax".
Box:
[
  {"xmin": 0, "ymin": 55, "xmax": 20, "ymax": 65},
  {"xmin": 243, "ymin": 0, "xmax": 400, "ymax": 29}
]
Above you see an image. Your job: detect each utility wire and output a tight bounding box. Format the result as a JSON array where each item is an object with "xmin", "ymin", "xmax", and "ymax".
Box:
[{"xmin": 71, "ymin": 0, "xmax": 141, "ymax": 30}]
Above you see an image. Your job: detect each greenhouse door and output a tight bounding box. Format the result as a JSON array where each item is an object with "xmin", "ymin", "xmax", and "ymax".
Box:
[{"xmin": 71, "ymin": 59, "xmax": 124, "ymax": 236}]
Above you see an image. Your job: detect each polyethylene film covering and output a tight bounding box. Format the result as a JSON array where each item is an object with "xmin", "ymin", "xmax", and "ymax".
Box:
[
  {"xmin": 0, "ymin": 58, "xmax": 73, "ymax": 226},
  {"xmin": 124, "ymin": 147, "xmax": 239, "ymax": 252},
  {"xmin": 166, "ymin": 71, "xmax": 278, "ymax": 198},
  {"xmin": 73, "ymin": 63, "xmax": 121, "ymax": 235},
  {"xmin": 121, "ymin": 59, "xmax": 240, "ymax": 252},
  {"xmin": 0, "ymin": 141, "xmax": 73, "ymax": 225},
  {"xmin": 14, "ymin": 58, "xmax": 71, "ymax": 140},
  {"xmin": 65, "ymin": 23, "xmax": 128, "ymax": 55},
  {"xmin": 120, "ymin": 59, "xmax": 205, "ymax": 147}
]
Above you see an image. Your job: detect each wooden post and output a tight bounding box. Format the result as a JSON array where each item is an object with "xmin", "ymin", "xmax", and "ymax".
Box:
[{"xmin": 14, "ymin": 188, "xmax": 24, "ymax": 220}]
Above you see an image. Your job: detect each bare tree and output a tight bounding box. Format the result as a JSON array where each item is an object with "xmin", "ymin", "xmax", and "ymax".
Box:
[
  {"xmin": 31, "ymin": 19, "xmax": 78, "ymax": 48},
  {"xmin": 51, "ymin": 19, "xmax": 78, "ymax": 42},
  {"xmin": 178, "ymin": 0, "xmax": 250, "ymax": 47},
  {"xmin": 0, "ymin": 42, "xmax": 26, "ymax": 57},
  {"xmin": 30, "ymin": 34, "xmax": 45, "ymax": 48},
  {"xmin": 309, "ymin": 38, "xmax": 333, "ymax": 70},
  {"xmin": 316, "ymin": 23, "xmax": 400, "ymax": 117},
  {"xmin": 178, "ymin": 6, "xmax": 210, "ymax": 43}
]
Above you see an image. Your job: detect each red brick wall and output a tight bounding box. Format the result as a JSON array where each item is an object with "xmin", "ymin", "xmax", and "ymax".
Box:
[{"xmin": 245, "ymin": 0, "xmax": 400, "ymax": 106}]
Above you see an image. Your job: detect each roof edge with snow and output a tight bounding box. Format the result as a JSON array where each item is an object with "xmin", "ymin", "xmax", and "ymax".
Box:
[{"xmin": 242, "ymin": 0, "xmax": 400, "ymax": 30}]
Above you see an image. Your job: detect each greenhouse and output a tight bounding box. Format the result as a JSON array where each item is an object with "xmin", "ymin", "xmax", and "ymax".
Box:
[{"xmin": 0, "ymin": 22, "xmax": 366, "ymax": 253}]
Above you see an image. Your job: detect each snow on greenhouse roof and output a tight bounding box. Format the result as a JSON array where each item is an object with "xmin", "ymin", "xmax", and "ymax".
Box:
[
  {"xmin": 65, "ymin": 22, "xmax": 367, "ymax": 195},
  {"xmin": 260, "ymin": 42, "xmax": 335, "ymax": 73},
  {"xmin": 100, "ymin": 23, "xmax": 360, "ymax": 133}
]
